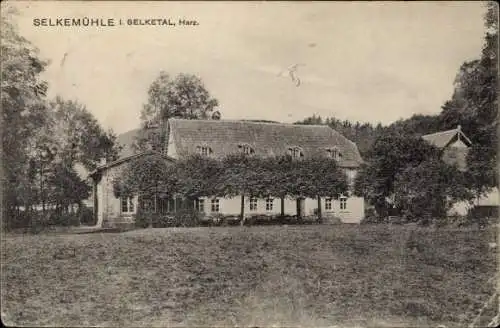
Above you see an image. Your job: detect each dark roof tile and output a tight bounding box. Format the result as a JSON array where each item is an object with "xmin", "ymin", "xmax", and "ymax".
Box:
[{"xmin": 168, "ymin": 119, "xmax": 363, "ymax": 167}]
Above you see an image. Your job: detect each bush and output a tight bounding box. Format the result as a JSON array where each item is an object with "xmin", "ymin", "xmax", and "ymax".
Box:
[
  {"xmin": 325, "ymin": 216, "xmax": 342, "ymax": 224},
  {"xmin": 360, "ymin": 207, "xmax": 386, "ymax": 224},
  {"xmin": 50, "ymin": 212, "xmax": 81, "ymax": 227},
  {"xmin": 78, "ymin": 206, "xmax": 94, "ymax": 225},
  {"xmin": 135, "ymin": 210, "xmax": 155, "ymax": 228},
  {"xmin": 134, "ymin": 209, "xmax": 202, "ymax": 228},
  {"xmin": 152, "ymin": 213, "xmax": 174, "ymax": 228},
  {"xmin": 4, "ymin": 211, "xmax": 32, "ymax": 231},
  {"xmin": 27, "ymin": 212, "xmax": 51, "ymax": 234},
  {"xmin": 205, "ymin": 213, "xmax": 241, "ymax": 226},
  {"xmin": 171, "ymin": 208, "xmax": 201, "ymax": 227}
]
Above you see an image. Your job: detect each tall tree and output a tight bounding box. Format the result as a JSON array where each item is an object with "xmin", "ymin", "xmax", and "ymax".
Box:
[
  {"xmin": 439, "ymin": 2, "xmax": 498, "ymax": 199},
  {"xmin": 47, "ymin": 96, "xmax": 121, "ymax": 170},
  {"xmin": 135, "ymin": 72, "xmax": 219, "ymax": 151},
  {"xmin": 1, "ymin": 8, "xmax": 49, "ymax": 220},
  {"xmin": 354, "ymin": 133, "xmax": 441, "ymax": 218}
]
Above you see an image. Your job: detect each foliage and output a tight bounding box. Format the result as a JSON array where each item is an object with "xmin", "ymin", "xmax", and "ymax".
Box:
[
  {"xmin": 387, "ymin": 114, "xmax": 442, "ymax": 136},
  {"xmin": 173, "ymin": 155, "xmax": 225, "ymax": 198},
  {"xmin": 354, "ymin": 134, "xmax": 441, "ymax": 218},
  {"xmin": 393, "ymin": 159, "xmax": 471, "ymax": 223},
  {"xmin": 115, "ymin": 151, "xmax": 349, "ymax": 222},
  {"xmin": 134, "ymin": 72, "xmax": 220, "ymax": 151},
  {"xmin": 47, "ymin": 96, "xmax": 121, "ymax": 170},
  {"xmin": 45, "ymin": 161, "xmax": 92, "ymax": 210},
  {"xmin": 113, "ymin": 154, "xmax": 178, "ymax": 199},
  {"xmin": 2, "ymin": 9, "xmax": 49, "ymax": 221},
  {"xmin": 1, "ymin": 10, "xmax": 120, "ymax": 226},
  {"xmin": 465, "ymin": 144, "xmax": 498, "ymax": 202},
  {"xmin": 168, "ymin": 208, "xmax": 201, "ymax": 227},
  {"xmin": 16, "ymin": 97, "xmax": 119, "ymax": 217},
  {"xmin": 295, "ymin": 115, "xmax": 385, "ymax": 157},
  {"xmin": 134, "ymin": 210, "xmax": 152, "ymax": 229},
  {"xmin": 293, "ymin": 156, "xmax": 348, "ymax": 199},
  {"xmin": 78, "ymin": 206, "xmax": 95, "ymax": 226},
  {"xmin": 440, "ymin": 2, "xmax": 498, "ymax": 198},
  {"xmin": 134, "ymin": 208, "xmax": 201, "ymax": 228},
  {"xmin": 220, "ymin": 153, "xmax": 267, "ymax": 197}
]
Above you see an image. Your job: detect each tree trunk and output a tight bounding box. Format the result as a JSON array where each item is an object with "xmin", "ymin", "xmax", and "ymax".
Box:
[
  {"xmin": 296, "ymin": 198, "xmax": 303, "ymax": 221},
  {"xmin": 240, "ymin": 194, "xmax": 245, "ymax": 226},
  {"xmin": 280, "ymin": 196, "xmax": 285, "ymax": 218},
  {"xmin": 150, "ymin": 194, "xmax": 154, "ymax": 228},
  {"xmin": 317, "ymin": 196, "xmax": 322, "ymax": 223}
]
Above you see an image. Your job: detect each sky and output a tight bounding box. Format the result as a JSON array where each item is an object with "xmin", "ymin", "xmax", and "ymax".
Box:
[{"xmin": 9, "ymin": 1, "xmax": 488, "ymax": 134}]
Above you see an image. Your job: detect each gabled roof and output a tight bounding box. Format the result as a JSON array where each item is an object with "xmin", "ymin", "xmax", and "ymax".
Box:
[
  {"xmin": 421, "ymin": 125, "xmax": 472, "ymax": 148},
  {"xmin": 167, "ymin": 118, "xmax": 363, "ymax": 167},
  {"xmin": 89, "ymin": 151, "xmax": 175, "ymax": 178}
]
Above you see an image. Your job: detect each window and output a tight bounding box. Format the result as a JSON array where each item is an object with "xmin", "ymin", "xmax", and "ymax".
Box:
[
  {"xmin": 198, "ymin": 146, "xmax": 212, "ymax": 156},
  {"xmin": 239, "ymin": 144, "xmax": 254, "ymax": 155},
  {"xmin": 266, "ymin": 198, "xmax": 274, "ymax": 211},
  {"xmin": 211, "ymin": 198, "xmax": 220, "ymax": 212},
  {"xmin": 289, "ymin": 146, "xmax": 303, "ymax": 159},
  {"xmin": 141, "ymin": 198, "xmax": 154, "ymax": 212},
  {"xmin": 196, "ymin": 199, "xmax": 205, "ymax": 213},
  {"xmin": 340, "ymin": 197, "xmax": 347, "ymax": 210},
  {"xmin": 121, "ymin": 196, "xmax": 135, "ymax": 214},
  {"xmin": 325, "ymin": 198, "xmax": 332, "ymax": 211},
  {"xmin": 249, "ymin": 197, "xmax": 258, "ymax": 211},
  {"xmin": 327, "ymin": 147, "xmax": 341, "ymax": 160}
]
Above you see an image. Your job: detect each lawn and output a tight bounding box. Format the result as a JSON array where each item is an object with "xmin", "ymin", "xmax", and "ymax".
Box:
[{"xmin": 1, "ymin": 225, "xmax": 498, "ymax": 327}]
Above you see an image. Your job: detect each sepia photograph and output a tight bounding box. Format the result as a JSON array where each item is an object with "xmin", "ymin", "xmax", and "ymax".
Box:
[{"xmin": 1, "ymin": 1, "xmax": 498, "ymax": 327}]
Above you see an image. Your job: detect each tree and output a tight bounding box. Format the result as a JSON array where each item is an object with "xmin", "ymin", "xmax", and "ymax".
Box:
[
  {"xmin": 393, "ymin": 159, "xmax": 471, "ymax": 224},
  {"xmin": 1, "ymin": 8, "xmax": 49, "ymax": 221},
  {"xmin": 47, "ymin": 96, "xmax": 121, "ymax": 170},
  {"xmin": 22, "ymin": 97, "xmax": 121, "ymax": 216},
  {"xmin": 388, "ymin": 114, "xmax": 441, "ymax": 136},
  {"xmin": 113, "ymin": 154, "xmax": 178, "ymax": 199},
  {"xmin": 220, "ymin": 154, "xmax": 264, "ymax": 224},
  {"xmin": 295, "ymin": 115, "xmax": 383, "ymax": 157},
  {"xmin": 354, "ymin": 133, "xmax": 440, "ymax": 218},
  {"xmin": 46, "ymin": 160, "xmax": 91, "ymax": 214},
  {"xmin": 439, "ymin": 2, "xmax": 498, "ymax": 199},
  {"xmin": 174, "ymin": 155, "xmax": 224, "ymax": 199},
  {"xmin": 266, "ymin": 155, "xmax": 298, "ymax": 218},
  {"xmin": 294, "ymin": 156, "xmax": 349, "ymax": 221},
  {"xmin": 113, "ymin": 154, "xmax": 178, "ymax": 227},
  {"xmin": 465, "ymin": 145, "xmax": 497, "ymax": 205},
  {"xmin": 135, "ymin": 72, "xmax": 219, "ymax": 151}
]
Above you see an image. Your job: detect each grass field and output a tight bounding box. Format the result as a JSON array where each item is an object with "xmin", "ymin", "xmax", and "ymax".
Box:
[{"xmin": 1, "ymin": 225, "xmax": 498, "ymax": 327}]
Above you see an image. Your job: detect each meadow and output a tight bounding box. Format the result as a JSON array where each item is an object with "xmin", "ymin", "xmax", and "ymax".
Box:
[{"xmin": 2, "ymin": 224, "xmax": 498, "ymax": 327}]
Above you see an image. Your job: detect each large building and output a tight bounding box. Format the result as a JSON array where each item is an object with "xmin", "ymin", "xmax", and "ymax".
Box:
[{"xmin": 90, "ymin": 119, "xmax": 366, "ymax": 227}]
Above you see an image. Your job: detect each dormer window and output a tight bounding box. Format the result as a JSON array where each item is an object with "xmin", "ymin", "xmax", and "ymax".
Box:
[
  {"xmin": 288, "ymin": 146, "xmax": 303, "ymax": 159},
  {"xmin": 238, "ymin": 144, "xmax": 255, "ymax": 155},
  {"xmin": 197, "ymin": 145, "xmax": 212, "ymax": 156},
  {"xmin": 327, "ymin": 147, "xmax": 341, "ymax": 160}
]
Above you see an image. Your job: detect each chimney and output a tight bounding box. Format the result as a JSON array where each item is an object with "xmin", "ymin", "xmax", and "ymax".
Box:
[{"xmin": 457, "ymin": 124, "xmax": 461, "ymax": 131}]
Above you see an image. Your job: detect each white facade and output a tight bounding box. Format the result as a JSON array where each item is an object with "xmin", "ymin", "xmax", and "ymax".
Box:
[{"xmin": 195, "ymin": 195, "xmax": 364, "ymax": 223}]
